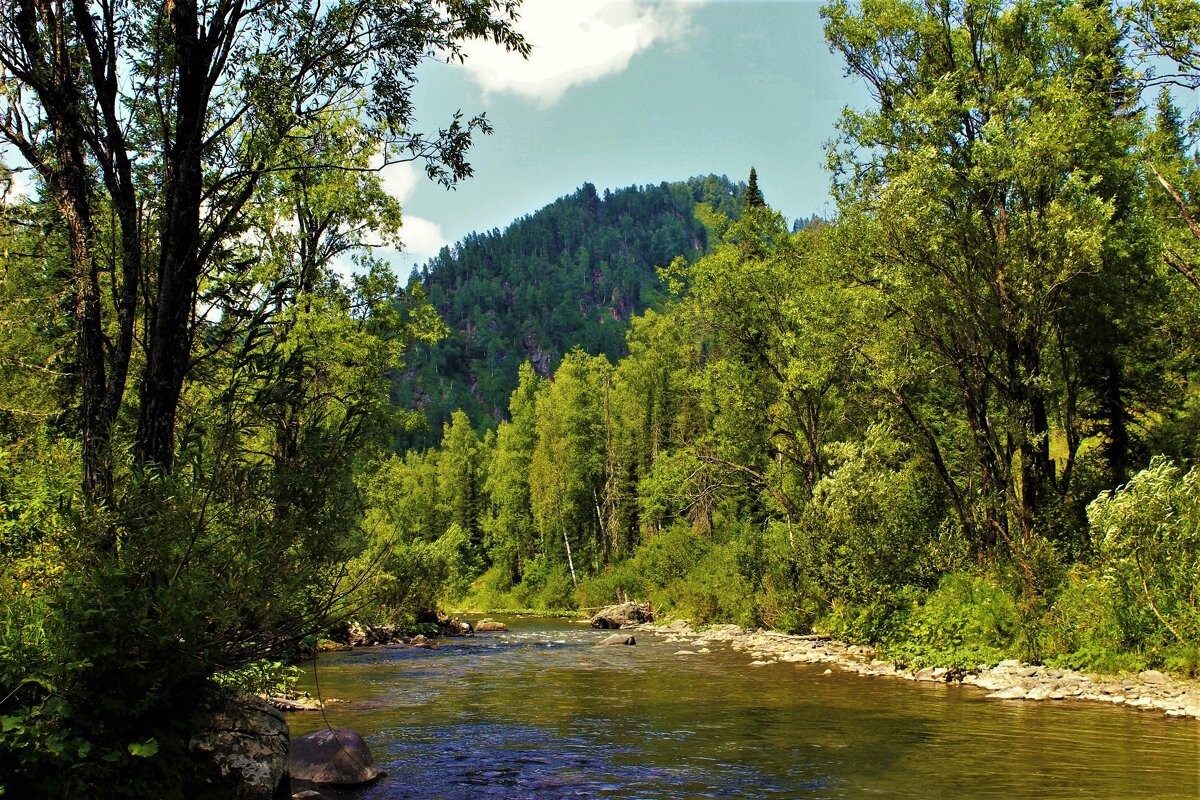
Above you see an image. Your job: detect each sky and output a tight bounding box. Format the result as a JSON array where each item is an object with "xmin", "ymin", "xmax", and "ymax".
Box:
[{"xmin": 380, "ymin": 0, "xmax": 874, "ymax": 275}]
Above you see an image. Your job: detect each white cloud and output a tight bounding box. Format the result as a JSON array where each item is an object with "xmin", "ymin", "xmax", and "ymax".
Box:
[
  {"xmin": 398, "ymin": 215, "xmax": 448, "ymax": 264},
  {"xmin": 459, "ymin": 0, "xmax": 698, "ymax": 107},
  {"xmin": 372, "ymin": 160, "xmax": 448, "ymax": 266},
  {"xmin": 378, "ymin": 159, "xmax": 419, "ymax": 203}
]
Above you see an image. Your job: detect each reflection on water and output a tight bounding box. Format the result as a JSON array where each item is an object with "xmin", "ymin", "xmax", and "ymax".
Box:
[{"xmin": 292, "ymin": 618, "xmax": 1200, "ymax": 799}]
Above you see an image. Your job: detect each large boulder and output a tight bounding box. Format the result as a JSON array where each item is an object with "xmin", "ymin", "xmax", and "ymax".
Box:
[
  {"xmin": 474, "ymin": 619, "xmax": 509, "ymax": 632},
  {"xmin": 590, "ymin": 602, "xmax": 653, "ymax": 629},
  {"xmin": 289, "ymin": 728, "xmax": 385, "ymax": 788},
  {"xmin": 187, "ymin": 693, "xmax": 291, "ymax": 800}
]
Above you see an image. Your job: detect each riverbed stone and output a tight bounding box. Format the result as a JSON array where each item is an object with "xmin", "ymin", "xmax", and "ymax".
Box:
[
  {"xmin": 475, "ymin": 619, "xmax": 509, "ymax": 632},
  {"xmin": 289, "ymin": 728, "xmax": 385, "ymax": 788},
  {"xmin": 988, "ymin": 685, "xmax": 1028, "ymax": 700},
  {"xmin": 1138, "ymin": 670, "xmax": 1169, "ymax": 685},
  {"xmin": 598, "ymin": 634, "xmax": 636, "ymax": 646},
  {"xmin": 436, "ymin": 612, "xmax": 473, "ymax": 636},
  {"xmin": 638, "ymin": 617, "xmax": 1200, "ymax": 720}
]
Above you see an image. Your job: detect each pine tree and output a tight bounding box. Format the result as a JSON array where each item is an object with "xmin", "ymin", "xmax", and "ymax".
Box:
[{"xmin": 744, "ymin": 167, "xmax": 766, "ymax": 209}]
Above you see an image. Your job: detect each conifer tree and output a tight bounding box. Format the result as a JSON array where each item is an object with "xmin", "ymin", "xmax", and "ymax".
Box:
[{"xmin": 744, "ymin": 167, "xmax": 766, "ymax": 209}]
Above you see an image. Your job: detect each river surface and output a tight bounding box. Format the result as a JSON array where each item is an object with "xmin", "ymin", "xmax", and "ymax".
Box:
[{"xmin": 293, "ymin": 616, "xmax": 1200, "ymax": 799}]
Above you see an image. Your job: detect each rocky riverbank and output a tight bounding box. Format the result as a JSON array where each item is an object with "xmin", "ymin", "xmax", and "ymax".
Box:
[{"xmin": 636, "ymin": 620, "xmax": 1200, "ymax": 720}]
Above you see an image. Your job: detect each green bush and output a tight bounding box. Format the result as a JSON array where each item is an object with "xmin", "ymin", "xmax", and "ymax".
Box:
[
  {"xmin": 793, "ymin": 425, "xmax": 948, "ymax": 608},
  {"xmin": 214, "ymin": 660, "xmax": 302, "ymax": 697},
  {"xmin": 670, "ymin": 541, "xmax": 758, "ymax": 627},
  {"xmin": 1040, "ymin": 567, "xmax": 1152, "ymax": 673},
  {"xmin": 362, "ymin": 538, "xmax": 448, "ymax": 625},
  {"xmin": 1088, "ymin": 457, "xmax": 1200, "ymax": 648},
  {"xmin": 632, "ymin": 523, "xmax": 711, "ymax": 588},
  {"xmin": 881, "ymin": 573, "xmax": 1021, "ymax": 669},
  {"xmin": 434, "ymin": 523, "xmax": 483, "ymax": 601},
  {"xmin": 575, "ymin": 560, "xmax": 650, "ymax": 610}
]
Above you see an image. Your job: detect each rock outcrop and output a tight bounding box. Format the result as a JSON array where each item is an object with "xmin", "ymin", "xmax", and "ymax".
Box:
[
  {"xmin": 289, "ymin": 728, "xmax": 385, "ymax": 788},
  {"xmin": 187, "ymin": 692, "xmax": 291, "ymax": 800},
  {"xmin": 590, "ymin": 602, "xmax": 653, "ymax": 629},
  {"xmin": 436, "ymin": 612, "xmax": 474, "ymax": 636}
]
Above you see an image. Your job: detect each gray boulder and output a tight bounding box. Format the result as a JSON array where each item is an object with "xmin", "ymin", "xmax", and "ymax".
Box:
[
  {"xmin": 289, "ymin": 728, "xmax": 385, "ymax": 788},
  {"xmin": 590, "ymin": 602, "xmax": 652, "ymax": 629},
  {"xmin": 188, "ymin": 693, "xmax": 291, "ymax": 800},
  {"xmin": 436, "ymin": 612, "xmax": 474, "ymax": 636},
  {"xmin": 598, "ymin": 634, "xmax": 636, "ymax": 646}
]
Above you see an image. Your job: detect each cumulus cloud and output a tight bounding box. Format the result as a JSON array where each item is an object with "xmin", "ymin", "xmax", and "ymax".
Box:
[
  {"xmin": 378, "ymin": 159, "xmax": 419, "ymax": 204},
  {"xmin": 398, "ymin": 216, "xmax": 448, "ymax": 264},
  {"xmin": 459, "ymin": 0, "xmax": 698, "ymax": 106},
  {"xmin": 375, "ymin": 160, "xmax": 448, "ymax": 266}
]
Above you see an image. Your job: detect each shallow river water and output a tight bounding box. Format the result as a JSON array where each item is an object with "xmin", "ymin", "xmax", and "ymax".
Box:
[{"xmin": 293, "ymin": 616, "xmax": 1200, "ymax": 799}]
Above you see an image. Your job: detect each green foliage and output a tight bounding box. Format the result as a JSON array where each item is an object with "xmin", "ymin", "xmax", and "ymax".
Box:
[
  {"xmin": 1040, "ymin": 567, "xmax": 1151, "ymax": 673},
  {"xmin": 435, "ymin": 524, "xmax": 485, "ymax": 602},
  {"xmin": 511, "ymin": 555, "xmax": 578, "ymax": 612},
  {"xmin": 214, "ymin": 661, "xmax": 303, "ymax": 698},
  {"xmin": 1088, "ymin": 458, "xmax": 1200, "ymax": 647},
  {"xmin": 880, "ymin": 574, "xmax": 1022, "ymax": 670},
  {"xmin": 794, "ymin": 425, "xmax": 952, "ymax": 607}
]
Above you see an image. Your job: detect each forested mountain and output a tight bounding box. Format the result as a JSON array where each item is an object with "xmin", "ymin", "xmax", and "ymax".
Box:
[
  {"xmin": 364, "ymin": 0, "xmax": 1200, "ymax": 685},
  {"xmin": 396, "ymin": 176, "xmax": 747, "ymax": 444}
]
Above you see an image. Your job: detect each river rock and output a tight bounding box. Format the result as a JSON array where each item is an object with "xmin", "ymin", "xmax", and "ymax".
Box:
[
  {"xmin": 408, "ymin": 634, "xmax": 436, "ymax": 649},
  {"xmin": 187, "ymin": 692, "xmax": 291, "ymax": 800},
  {"xmin": 988, "ymin": 685, "xmax": 1028, "ymax": 700},
  {"xmin": 590, "ymin": 602, "xmax": 653, "ymax": 629},
  {"xmin": 267, "ymin": 694, "xmax": 325, "ymax": 712},
  {"xmin": 475, "ymin": 619, "xmax": 509, "ymax": 632},
  {"xmin": 437, "ymin": 612, "xmax": 474, "ymax": 636},
  {"xmin": 289, "ymin": 728, "xmax": 385, "ymax": 788},
  {"xmin": 1025, "ymin": 686, "xmax": 1055, "ymax": 701},
  {"xmin": 327, "ymin": 620, "xmax": 403, "ymax": 648},
  {"xmin": 598, "ymin": 634, "xmax": 636, "ymax": 646},
  {"xmin": 1138, "ymin": 670, "xmax": 1169, "ymax": 684}
]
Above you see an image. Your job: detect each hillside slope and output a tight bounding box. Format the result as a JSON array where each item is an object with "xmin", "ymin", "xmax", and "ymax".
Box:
[{"xmin": 396, "ymin": 175, "xmax": 746, "ymax": 444}]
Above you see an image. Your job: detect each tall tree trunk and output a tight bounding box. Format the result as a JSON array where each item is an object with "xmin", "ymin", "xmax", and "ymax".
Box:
[{"xmin": 136, "ymin": 0, "xmax": 208, "ymax": 470}]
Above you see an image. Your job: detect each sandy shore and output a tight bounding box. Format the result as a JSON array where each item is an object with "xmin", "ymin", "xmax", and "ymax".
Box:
[{"xmin": 636, "ymin": 619, "xmax": 1200, "ymax": 720}]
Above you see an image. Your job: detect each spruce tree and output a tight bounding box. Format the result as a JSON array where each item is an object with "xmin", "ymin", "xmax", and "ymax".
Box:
[{"xmin": 744, "ymin": 167, "xmax": 766, "ymax": 209}]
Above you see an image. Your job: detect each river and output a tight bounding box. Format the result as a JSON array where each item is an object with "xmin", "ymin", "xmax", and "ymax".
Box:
[{"xmin": 292, "ymin": 616, "xmax": 1200, "ymax": 799}]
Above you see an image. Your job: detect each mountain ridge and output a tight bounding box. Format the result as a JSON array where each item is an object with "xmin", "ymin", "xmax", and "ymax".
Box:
[{"xmin": 395, "ymin": 174, "xmax": 750, "ymax": 446}]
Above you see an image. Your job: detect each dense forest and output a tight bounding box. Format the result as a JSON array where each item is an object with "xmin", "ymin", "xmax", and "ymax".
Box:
[
  {"xmin": 397, "ymin": 176, "xmax": 746, "ymax": 445},
  {"xmin": 5, "ymin": 0, "xmax": 1200, "ymax": 796},
  {"xmin": 366, "ymin": 0, "xmax": 1200, "ymax": 678}
]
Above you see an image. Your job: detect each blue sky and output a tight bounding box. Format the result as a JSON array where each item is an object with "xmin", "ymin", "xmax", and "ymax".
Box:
[{"xmin": 381, "ymin": 0, "xmax": 873, "ymax": 275}]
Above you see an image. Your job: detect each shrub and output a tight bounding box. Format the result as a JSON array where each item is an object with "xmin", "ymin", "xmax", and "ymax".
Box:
[
  {"xmin": 1040, "ymin": 566, "xmax": 1151, "ymax": 673},
  {"xmin": 793, "ymin": 425, "xmax": 948, "ymax": 608},
  {"xmin": 1088, "ymin": 457, "xmax": 1200, "ymax": 648},
  {"xmin": 882, "ymin": 573, "xmax": 1020, "ymax": 669}
]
